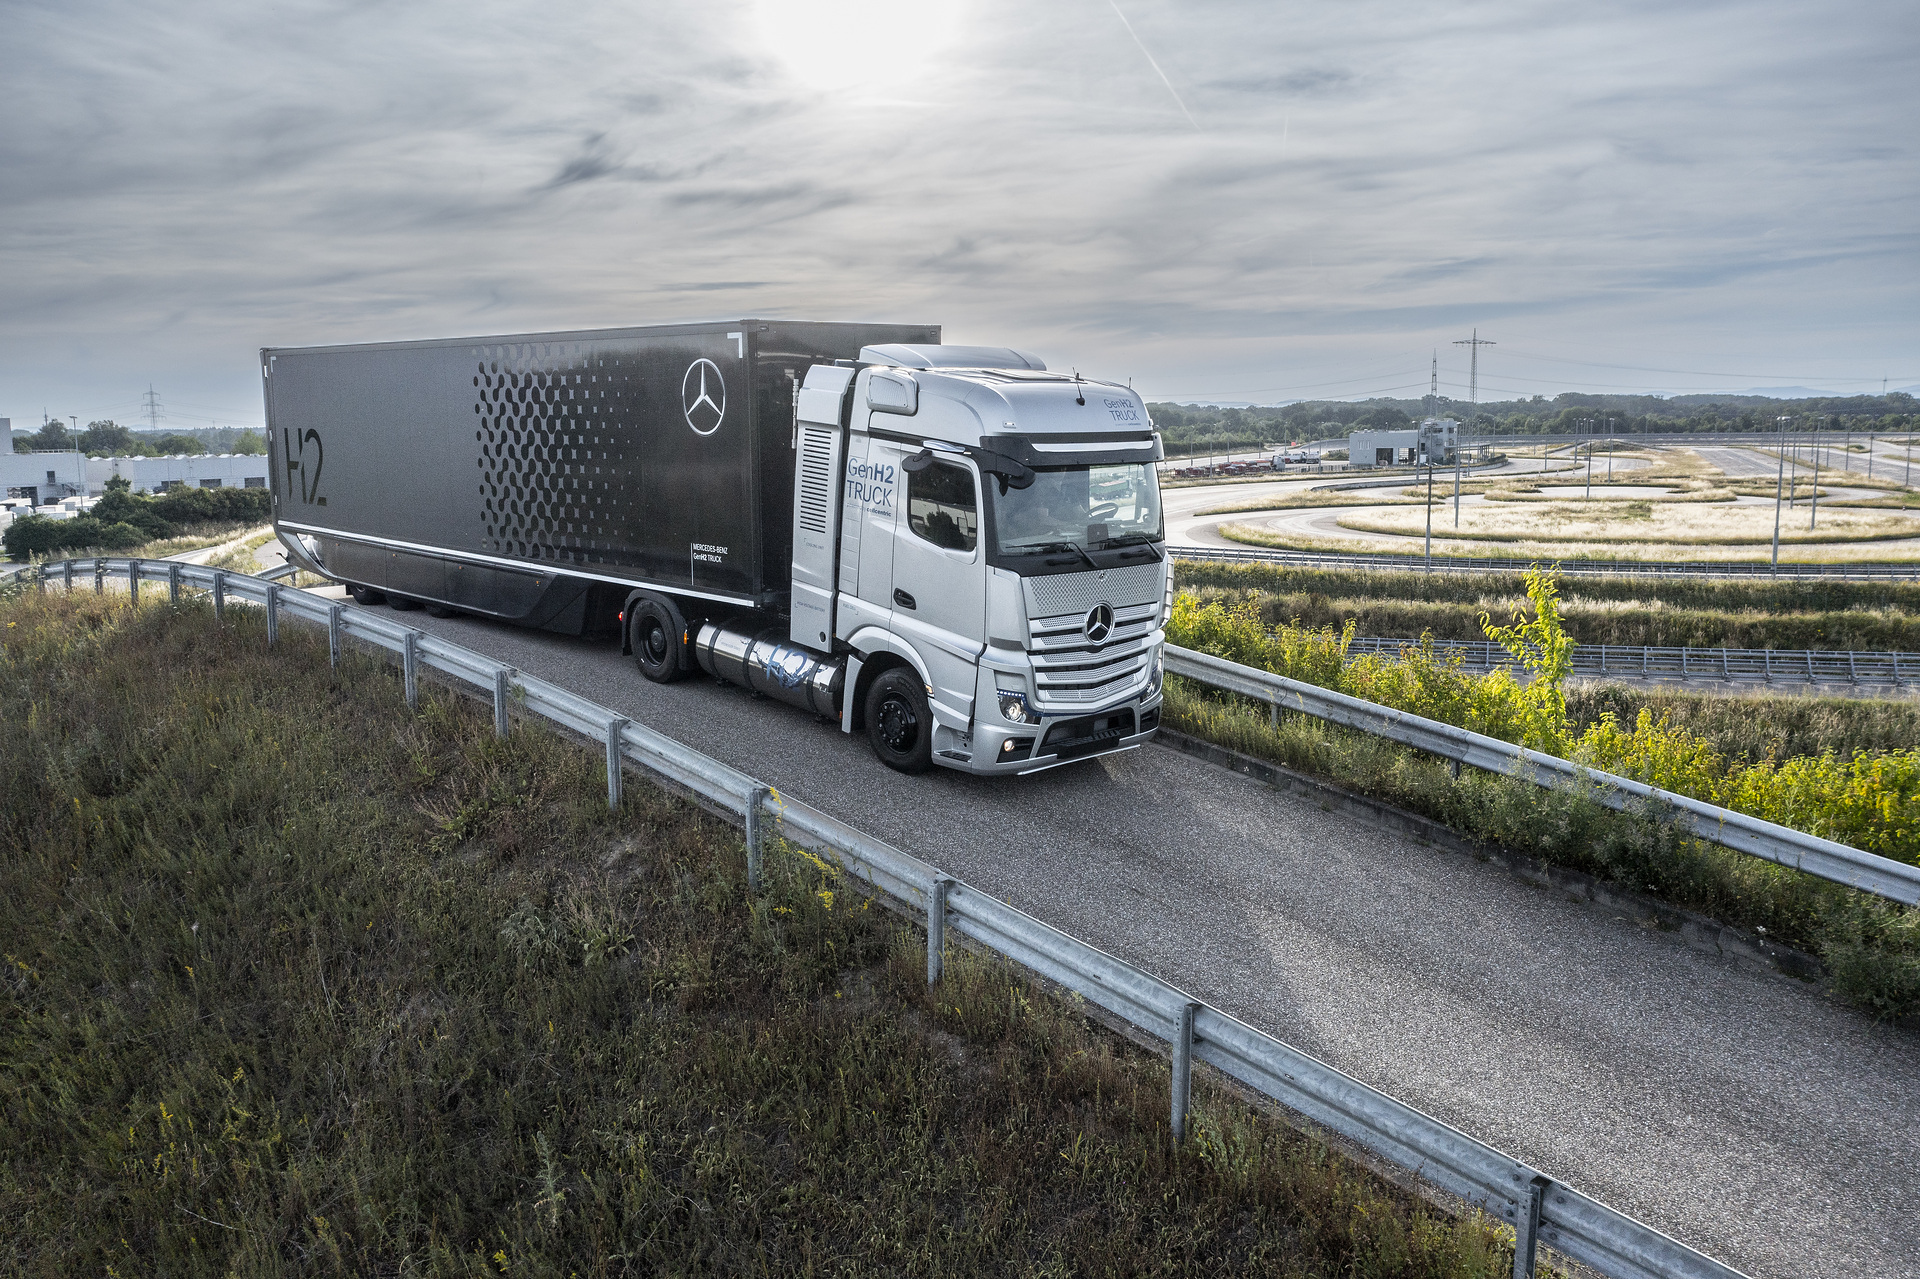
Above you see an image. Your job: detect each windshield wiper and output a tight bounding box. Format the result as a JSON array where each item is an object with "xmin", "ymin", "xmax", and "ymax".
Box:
[
  {"xmin": 1098, "ymin": 532, "xmax": 1165, "ymax": 560},
  {"xmin": 1005, "ymin": 540, "xmax": 1099, "ymax": 568}
]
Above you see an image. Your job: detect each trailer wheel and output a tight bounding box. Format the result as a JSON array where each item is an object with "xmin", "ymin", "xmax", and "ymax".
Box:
[
  {"xmin": 346, "ymin": 583, "xmax": 386, "ymax": 606},
  {"xmin": 629, "ymin": 596, "xmax": 689, "ymax": 683},
  {"xmin": 865, "ymin": 668, "xmax": 933, "ymax": 774}
]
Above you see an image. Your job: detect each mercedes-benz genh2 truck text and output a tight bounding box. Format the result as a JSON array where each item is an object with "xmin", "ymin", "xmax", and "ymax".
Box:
[{"xmin": 263, "ymin": 321, "xmax": 1169, "ymax": 775}]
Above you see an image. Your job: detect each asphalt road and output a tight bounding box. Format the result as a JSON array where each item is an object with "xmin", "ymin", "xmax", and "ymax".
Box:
[{"xmin": 357, "ymin": 599, "xmax": 1920, "ymax": 1279}]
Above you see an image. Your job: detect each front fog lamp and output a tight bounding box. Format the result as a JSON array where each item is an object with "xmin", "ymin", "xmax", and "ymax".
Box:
[{"xmin": 998, "ymin": 691, "xmax": 1035, "ymax": 724}]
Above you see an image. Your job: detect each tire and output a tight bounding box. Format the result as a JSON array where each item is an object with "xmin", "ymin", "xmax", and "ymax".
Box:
[
  {"xmin": 424, "ymin": 603, "xmax": 457, "ymax": 618},
  {"xmin": 346, "ymin": 583, "xmax": 386, "ymax": 606},
  {"xmin": 628, "ymin": 596, "xmax": 689, "ymax": 683},
  {"xmin": 387, "ymin": 595, "xmax": 422, "ymax": 612},
  {"xmin": 865, "ymin": 668, "xmax": 934, "ymax": 774}
]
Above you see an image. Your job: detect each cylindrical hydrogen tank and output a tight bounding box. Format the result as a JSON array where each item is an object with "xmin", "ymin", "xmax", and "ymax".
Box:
[{"xmin": 694, "ymin": 622, "xmax": 844, "ymax": 719}]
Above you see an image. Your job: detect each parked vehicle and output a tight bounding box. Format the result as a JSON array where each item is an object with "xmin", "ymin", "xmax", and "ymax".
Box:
[{"xmin": 263, "ymin": 321, "xmax": 1168, "ymax": 775}]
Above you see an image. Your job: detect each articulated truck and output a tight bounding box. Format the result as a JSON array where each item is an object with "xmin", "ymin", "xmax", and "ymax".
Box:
[{"xmin": 263, "ymin": 320, "xmax": 1168, "ymax": 775}]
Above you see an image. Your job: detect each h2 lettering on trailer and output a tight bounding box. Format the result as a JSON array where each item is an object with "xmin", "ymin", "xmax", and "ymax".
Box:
[{"xmin": 282, "ymin": 427, "xmax": 326, "ymax": 505}]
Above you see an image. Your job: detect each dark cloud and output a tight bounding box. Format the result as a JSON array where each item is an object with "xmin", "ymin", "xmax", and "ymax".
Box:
[{"xmin": 1, "ymin": 0, "xmax": 1914, "ymax": 419}]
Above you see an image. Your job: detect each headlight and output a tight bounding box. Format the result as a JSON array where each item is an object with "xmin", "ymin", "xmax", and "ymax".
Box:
[
  {"xmin": 1145, "ymin": 652, "xmax": 1164, "ymax": 697},
  {"xmin": 998, "ymin": 691, "xmax": 1034, "ymax": 724}
]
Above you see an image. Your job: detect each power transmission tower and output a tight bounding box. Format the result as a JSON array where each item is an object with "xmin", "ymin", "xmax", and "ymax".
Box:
[
  {"xmin": 1426, "ymin": 351, "xmax": 1438, "ymax": 419},
  {"xmin": 1452, "ymin": 330, "xmax": 1494, "ymax": 527},
  {"xmin": 143, "ymin": 386, "xmax": 162, "ymax": 432}
]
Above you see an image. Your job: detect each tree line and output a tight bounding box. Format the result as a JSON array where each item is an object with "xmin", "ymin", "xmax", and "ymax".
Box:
[
  {"xmin": 12, "ymin": 419, "xmax": 267, "ymax": 457},
  {"xmin": 1149, "ymin": 391, "xmax": 1919, "ymax": 445}
]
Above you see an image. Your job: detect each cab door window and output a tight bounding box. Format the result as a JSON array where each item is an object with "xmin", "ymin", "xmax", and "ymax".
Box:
[{"xmin": 906, "ymin": 460, "xmax": 977, "ymax": 552}]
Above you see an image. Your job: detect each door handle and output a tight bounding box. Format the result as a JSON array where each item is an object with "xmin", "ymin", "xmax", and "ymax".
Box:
[{"xmin": 893, "ymin": 588, "xmax": 917, "ymax": 610}]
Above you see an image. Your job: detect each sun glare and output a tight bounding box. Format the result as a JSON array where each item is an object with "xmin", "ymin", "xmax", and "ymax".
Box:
[{"xmin": 753, "ymin": 1, "xmax": 963, "ymax": 93}]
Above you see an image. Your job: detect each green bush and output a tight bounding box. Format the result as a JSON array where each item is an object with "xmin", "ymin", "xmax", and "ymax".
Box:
[{"xmin": 1168, "ymin": 566, "xmax": 1920, "ymax": 868}]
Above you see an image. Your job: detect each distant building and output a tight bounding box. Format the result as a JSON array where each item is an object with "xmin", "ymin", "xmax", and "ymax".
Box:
[
  {"xmin": 1, "ymin": 445, "xmax": 88, "ymax": 505},
  {"xmin": 87, "ymin": 453, "xmax": 270, "ymax": 495},
  {"xmin": 1347, "ymin": 417, "xmax": 1458, "ymax": 468}
]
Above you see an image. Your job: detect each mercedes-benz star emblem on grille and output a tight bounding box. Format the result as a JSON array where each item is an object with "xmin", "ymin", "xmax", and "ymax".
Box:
[
  {"xmin": 1084, "ymin": 603, "xmax": 1114, "ymax": 644},
  {"xmin": 682, "ymin": 358, "xmax": 726, "ymax": 435}
]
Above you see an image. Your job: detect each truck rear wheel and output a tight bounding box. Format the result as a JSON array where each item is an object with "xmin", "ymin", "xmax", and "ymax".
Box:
[
  {"xmin": 629, "ymin": 596, "xmax": 689, "ymax": 683},
  {"xmin": 346, "ymin": 583, "xmax": 385, "ymax": 606},
  {"xmin": 865, "ymin": 668, "xmax": 934, "ymax": 774}
]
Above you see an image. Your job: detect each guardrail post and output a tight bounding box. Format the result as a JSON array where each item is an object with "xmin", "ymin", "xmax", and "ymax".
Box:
[
  {"xmin": 493, "ymin": 667, "xmax": 513, "ymax": 738},
  {"xmin": 604, "ymin": 717, "xmax": 628, "ymax": 810},
  {"xmin": 212, "ymin": 571, "xmax": 225, "ymax": 621},
  {"xmin": 1268, "ymin": 688, "xmax": 1278, "ymax": 731},
  {"xmin": 1170, "ymin": 1001, "xmax": 1198, "ymax": 1145},
  {"xmin": 327, "ymin": 604, "xmax": 342, "ymax": 667},
  {"xmin": 1511, "ymin": 1175, "xmax": 1548, "ymax": 1279},
  {"xmin": 927, "ymin": 877, "xmax": 953, "ymax": 986},
  {"xmin": 743, "ymin": 785, "xmax": 773, "ymax": 891},
  {"xmin": 403, "ymin": 630, "xmax": 419, "ymax": 709},
  {"xmin": 128, "ymin": 559, "xmax": 140, "ymax": 605},
  {"xmin": 63, "ymin": 560, "xmax": 74, "ymax": 591},
  {"xmin": 94, "ymin": 558, "xmax": 104, "ymax": 594},
  {"xmin": 265, "ymin": 584, "xmax": 280, "ymax": 646},
  {"xmin": 168, "ymin": 562, "xmax": 181, "ymax": 605}
]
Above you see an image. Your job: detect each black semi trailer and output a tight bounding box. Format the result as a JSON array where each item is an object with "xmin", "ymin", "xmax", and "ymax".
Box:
[
  {"xmin": 267, "ymin": 320, "xmax": 1170, "ymax": 776},
  {"xmin": 264, "ymin": 319, "xmax": 936, "ymax": 630}
]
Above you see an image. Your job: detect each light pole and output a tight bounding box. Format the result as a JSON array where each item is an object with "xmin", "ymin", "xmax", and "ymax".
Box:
[
  {"xmin": 1771, "ymin": 416, "xmax": 1788, "ymax": 569},
  {"xmin": 1606, "ymin": 417, "xmax": 1614, "ymax": 483},
  {"xmin": 1809, "ymin": 419, "xmax": 1822, "ymax": 530},
  {"xmin": 1424, "ymin": 458, "xmax": 1434, "ymax": 571}
]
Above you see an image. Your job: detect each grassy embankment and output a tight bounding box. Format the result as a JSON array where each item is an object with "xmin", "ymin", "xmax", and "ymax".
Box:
[
  {"xmin": 1159, "ymin": 574, "xmax": 1920, "ymax": 1021},
  {"xmin": 0, "ymin": 589, "xmax": 1528, "ymax": 1277},
  {"xmin": 1179, "ymin": 557, "xmax": 1920, "ymax": 705}
]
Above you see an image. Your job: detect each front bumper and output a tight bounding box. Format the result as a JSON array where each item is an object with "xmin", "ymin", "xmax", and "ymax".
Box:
[{"xmin": 935, "ymin": 691, "xmax": 1163, "ymax": 776}]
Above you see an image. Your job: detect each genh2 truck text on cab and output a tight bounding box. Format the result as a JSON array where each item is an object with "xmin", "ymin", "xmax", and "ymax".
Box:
[{"xmin": 263, "ymin": 320, "xmax": 1169, "ymax": 775}]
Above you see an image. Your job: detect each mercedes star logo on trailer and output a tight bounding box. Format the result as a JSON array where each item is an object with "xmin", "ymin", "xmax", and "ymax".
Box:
[
  {"xmin": 682, "ymin": 359, "xmax": 726, "ymax": 435},
  {"xmin": 1083, "ymin": 603, "xmax": 1113, "ymax": 644}
]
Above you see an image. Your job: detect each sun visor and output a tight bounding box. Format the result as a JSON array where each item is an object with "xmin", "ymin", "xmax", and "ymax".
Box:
[{"xmin": 979, "ymin": 432, "xmax": 1163, "ymax": 468}]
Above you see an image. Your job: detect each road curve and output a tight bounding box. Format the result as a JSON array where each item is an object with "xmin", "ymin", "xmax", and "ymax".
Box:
[{"xmin": 365, "ymin": 601, "xmax": 1918, "ymax": 1279}]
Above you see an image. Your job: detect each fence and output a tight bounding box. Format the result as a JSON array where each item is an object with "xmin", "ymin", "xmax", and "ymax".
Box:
[
  {"xmin": 1344, "ymin": 635, "xmax": 1920, "ymax": 690},
  {"xmin": 1164, "ymin": 644, "xmax": 1920, "ymax": 906},
  {"xmin": 1176, "ymin": 544, "xmax": 1920, "ymax": 581},
  {"xmin": 6, "ymin": 555, "xmax": 1758, "ymax": 1279}
]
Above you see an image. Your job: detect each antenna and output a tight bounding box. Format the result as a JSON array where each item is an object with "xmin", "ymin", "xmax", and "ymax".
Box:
[{"xmin": 144, "ymin": 385, "xmax": 163, "ymax": 432}]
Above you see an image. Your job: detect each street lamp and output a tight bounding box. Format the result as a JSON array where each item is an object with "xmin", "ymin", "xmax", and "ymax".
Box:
[{"xmin": 1771, "ymin": 415, "xmax": 1788, "ymax": 569}]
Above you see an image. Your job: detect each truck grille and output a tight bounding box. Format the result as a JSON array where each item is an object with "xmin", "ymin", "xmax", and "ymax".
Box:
[{"xmin": 1028, "ymin": 600, "xmax": 1158, "ymax": 707}]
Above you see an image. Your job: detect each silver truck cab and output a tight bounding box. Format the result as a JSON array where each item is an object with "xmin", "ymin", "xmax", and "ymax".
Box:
[{"xmin": 789, "ymin": 344, "xmax": 1168, "ymax": 774}]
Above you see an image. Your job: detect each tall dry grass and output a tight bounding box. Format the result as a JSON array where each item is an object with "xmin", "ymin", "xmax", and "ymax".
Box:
[{"xmin": 0, "ymin": 590, "xmax": 1529, "ymax": 1277}]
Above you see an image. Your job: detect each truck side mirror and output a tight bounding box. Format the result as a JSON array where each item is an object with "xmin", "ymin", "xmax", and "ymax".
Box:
[{"xmin": 866, "ymin": 370, "xmax": 918, "ymax": 415}]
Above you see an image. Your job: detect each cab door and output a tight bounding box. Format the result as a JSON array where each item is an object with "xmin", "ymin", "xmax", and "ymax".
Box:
[{"xmin": 888, "ymin": 455, "xmax": 986, "ymax": 723}]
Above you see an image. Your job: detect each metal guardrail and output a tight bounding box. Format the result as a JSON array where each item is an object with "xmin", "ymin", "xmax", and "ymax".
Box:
[
  {"xmin": 6, "ymin": 555, "xmax": 1756, "ymax": 1279},
  {"xmin": 1175, "ymin": 544, "xmax": 1920, "ymax": 581},
  {"xmin": 1165, "ymin": 644, "xmax": 1920, "ymax": 906},
  {"xmin": 1345, "ymin": 635, "xmax": 1920, "ymax": 689}
]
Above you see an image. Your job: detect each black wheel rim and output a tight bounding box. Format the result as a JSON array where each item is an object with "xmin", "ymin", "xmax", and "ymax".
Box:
[
  {"xmin": 877, "ymin": 693, "xmax": 919, "ymax": 754},
  {"xmin": 641, "ymin": 620, "xmax": 668, "ymax": 665}
]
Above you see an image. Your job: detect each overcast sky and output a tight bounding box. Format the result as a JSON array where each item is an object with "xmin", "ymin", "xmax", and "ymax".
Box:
[{"xmin": 2, "ymin": 0, "xmax": 1915, "ymax": 431}]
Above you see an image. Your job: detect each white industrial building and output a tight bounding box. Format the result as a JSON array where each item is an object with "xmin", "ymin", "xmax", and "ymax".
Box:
[
  {"xmin": 0, "ymin": 420, "xmax": 90, "ymax": 504},
  {"xmin": 1347, "ymin": 417, "xmax": 1459, "ymax": 468},
  {"xmin": 88, "ymin": 453, "xmax": 270, "ymax": 494}
]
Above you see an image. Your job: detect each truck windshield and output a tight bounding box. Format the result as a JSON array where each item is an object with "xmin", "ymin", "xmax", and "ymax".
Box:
[{"xmin": 992, "ymin": 462, "xmax": 1164, "ymax": 559}]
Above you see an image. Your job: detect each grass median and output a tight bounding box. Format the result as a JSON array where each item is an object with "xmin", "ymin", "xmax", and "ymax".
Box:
[{"xmin": 0, "ymin": 590, "xmax": 1531, "ymax": 1278}]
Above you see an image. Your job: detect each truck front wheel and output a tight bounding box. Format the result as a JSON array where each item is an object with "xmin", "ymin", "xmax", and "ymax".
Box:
[
  {"xmin": 628, "ymin": 597, "xmax": 689, "ymax": 683},
  {"xmin": 865, "ymin": 669, "xmax": 934, "ymax": 773}
]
